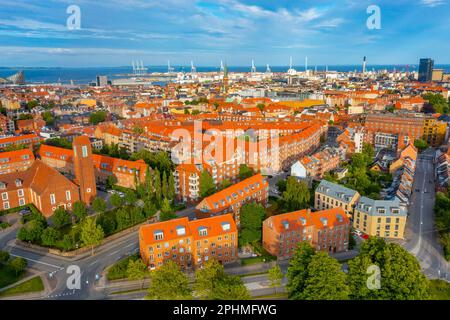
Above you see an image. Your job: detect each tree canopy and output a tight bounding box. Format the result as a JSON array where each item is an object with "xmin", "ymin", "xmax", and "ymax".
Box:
[
  {"xmin": 147, "ymin": 261, "xmax": 192, "ymax": 300},
  {"xmin": 239, "ymin": 202, "xmax": 266, "ymax": 247}
]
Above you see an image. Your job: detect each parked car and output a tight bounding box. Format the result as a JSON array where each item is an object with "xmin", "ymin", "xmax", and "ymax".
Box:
[{"xmin": 19, "ymin": 209, "xmax": 31, "ymax": 216}]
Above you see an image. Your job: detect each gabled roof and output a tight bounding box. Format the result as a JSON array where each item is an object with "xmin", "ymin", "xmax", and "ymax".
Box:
[
  {"xmin": 265, "ymin": 207, "xmax": 349, "ymax": 233},
  {"xmin": 316, "ymin": 180, "xmax": 359, "ymax": 202}
]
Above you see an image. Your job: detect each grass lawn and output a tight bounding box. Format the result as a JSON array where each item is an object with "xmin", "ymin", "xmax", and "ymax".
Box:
[
  {"xmin": 0, "ymin": 276, "xmax": 44, "ymax": 298},
  {"xmin": 241, "ymin": 256, "xmax": 271, "ymax": 266},
  {"xmin": 429, "ymin": 279, "xmax": 450, "ymax": 300},
  {"xmin": 107, "ymin": 253, "xmax": 143, "ymax": 281},
  {"xmin": 0, "ymin": 266, "xmax": 26, "ymax": 289}
]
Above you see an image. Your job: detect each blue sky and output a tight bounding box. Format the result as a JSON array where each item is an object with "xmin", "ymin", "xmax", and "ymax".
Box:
[{"xmin": 0, "ymin": 0, "xmax": 449, "ymax": 67}]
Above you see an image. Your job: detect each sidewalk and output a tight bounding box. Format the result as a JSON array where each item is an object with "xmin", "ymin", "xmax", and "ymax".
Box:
[{"xmin": 0, "ymin": 270, "xmax": 51, "ymax": 300}]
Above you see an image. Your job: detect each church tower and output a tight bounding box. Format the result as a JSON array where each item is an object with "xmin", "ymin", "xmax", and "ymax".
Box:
[
  {"xmin": 222, "ymin": 63, "xmax": 229, "ymax": 95},
  {"xmin": 72, "ymin": 136, "xmax": 97, "ymax": 205}
]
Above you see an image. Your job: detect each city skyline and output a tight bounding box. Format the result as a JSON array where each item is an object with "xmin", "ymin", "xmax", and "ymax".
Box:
[{"xmin": 0, "ymin": 0, "xmax": 449, "ymax": 67}]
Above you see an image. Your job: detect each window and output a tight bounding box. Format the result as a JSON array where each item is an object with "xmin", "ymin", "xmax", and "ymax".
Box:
[
  {"xmin": 17, "ymin": 189, "xmax": 24, "ymax": 197},
  {"xmin": 50, "ymin": 194, "xmax": 56, "ymax": 205},
  {"xmin": 19, "ymin": 198, "xmax": 25, "ymax": 206},
  {"xmin": 154, "ymin": 231, "xmax": 164, "ymax": 241},
  {"xmin": 66, "ymin": 190, "xmax": 71, "ymax": 201},
  {"xmin": 3, "ymin": 202, "xmax": 9, "ymax": 210},
  {"xmin": 82, "ymin": 146, "xmax": 88, "ymax": 158},
  {"xmin": 1, "ymin": 192, "xmax": 8, "ymax": 201},
  {"xmin": 198, "ymin": 227, "xmax": 208, "ymax": 237}
]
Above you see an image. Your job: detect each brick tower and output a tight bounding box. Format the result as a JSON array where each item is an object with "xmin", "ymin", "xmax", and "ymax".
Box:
[{"xmin": 72, "ymin": 135, "xmax": 97, "ymax": 205}]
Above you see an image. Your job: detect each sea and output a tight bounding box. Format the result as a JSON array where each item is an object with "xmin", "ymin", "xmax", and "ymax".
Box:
[{"xmin": 1, "ymin": 65, "xmax": 449, "ymax": 85}]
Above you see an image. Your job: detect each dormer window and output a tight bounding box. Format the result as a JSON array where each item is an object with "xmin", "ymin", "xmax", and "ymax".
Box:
[
  {"xmin": 299, "ymin": 217, "xmax": 306, "ymax": 225},
  {"xmin": 154, "ymin": 230, "xmax": 164, "ymax": 241},
  {"xmin": 176, "ymin": 226, "xmax": 186, "ymax": 236},
  {"xmin": 198, "ymin": 227, "xmax": 208, "ymax": 237},
  {"xmin": 221, "ymin": 222, "xmax": 230, "ymax": 231},
  {"xmin": 15, "ymin": 179, "xmax": 22, "ymax": 187},
  {"xmin": 0, "ymin": 182, "xmax": 5, "ymax": 189},
  {"xmin": 321, "ymin": 218, "xmax": 328, "ymax": 226},
  {"xmin": 282, "ymin": 220, "xmax": 289, "ymax": 230}
]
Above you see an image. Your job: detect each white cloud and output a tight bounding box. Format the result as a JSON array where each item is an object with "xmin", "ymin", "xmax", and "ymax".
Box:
[{"xmin": 420, "ymin": 0, "xmax": 445, "ymax": 7}]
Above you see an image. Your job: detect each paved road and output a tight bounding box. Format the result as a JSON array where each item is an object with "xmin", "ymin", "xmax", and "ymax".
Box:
[
  {"xmin": 0, "ymin": 204, "xmax": 197, "ymax": 300},
  {"xmin": 403, "ymin": 148, "xmax": 449, "ymax": 281}
]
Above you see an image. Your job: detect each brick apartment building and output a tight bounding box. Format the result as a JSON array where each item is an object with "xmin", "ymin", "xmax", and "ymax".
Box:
[
  {"xmin": 195, "ymin": 173, "xmax": 269, "ymax": 225},
  {"xmin": 0, "ymin": 149, "xmax": 35, "ymax": 175},
  {"xmin": 0, "ymin": 160, "xmax": 80, "ymax": 217},
  {"xmin": 0, "ymin": 134, "xmax": 41, "ymax": 151},
  {"xmin": 39, "ymin": 143, "xmax": 148, "ymax": 190},
  {"xmin": 139, "ymin": 214, "xmax": 237, "ymax": 271},
  {"xmin": 262, "ymin": 208, "xmax": 350, "ymax": 259},
  {"xmin": 292, "ymin": 147, "xmax": 341, "ymax": 180},
  {"xmin": 364, "ymin": 113, "xmax": 447, "ymax": 151}
]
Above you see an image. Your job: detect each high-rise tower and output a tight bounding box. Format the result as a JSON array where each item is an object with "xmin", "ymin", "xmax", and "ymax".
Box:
[
  {"xmin": 73, "ymin": 136, "xmax": 97, "ymax": 205},
  {"xmin": 418, "ymin": 58, "xmax": 434, "ymax": 82}
]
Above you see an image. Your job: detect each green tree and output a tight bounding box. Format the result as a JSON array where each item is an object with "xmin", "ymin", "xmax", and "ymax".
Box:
[
  {"xmin": 268, "ymin": 265, "xmax": 283, "ymax": 294},
  {"xmin": 302, "ymin": 252, "xmax": 349, "ymax": 300},
  {"xmin": 160, "ymin": 198, "xmax": 177, "ymax": 221},
  {"xmin": 127, "ymin": 259, "xmax": 147, "ymax": 288},
  {"xmin": 106, "ymin": 175, "xmax": 118, "ymax": 189},
  {"xmin": 286, "ymin": 242, "xmax": 316, "ymax": 299},
  {"xmin": 42, "ymin": 111, "xmax": 55, "ymax": 126},
  {"xmin": 109, "ymin": 193, "xmax": 123, "ymax": 208},
  {"xmin": 239, "ymin": 202, "xmax": 266, "ymax": 247},
  {"xmin": 80, "ymin": 217, "xmax": 104, "ymax": 255},
  {"xmin": 194, "ymin": 259, "xmax": 250, "ymax": 300},
  {"xmin": 41, "ymin": 227, "xmax": 61, "ymax": 246},
  {"xmin": 18, "ymin": 113, "xmax": 33, "ymax": 120},
  {"xmin": 347, "ymin": 237, "xmax": 430, "ymax": 300},
  {"xmin": 92, "ymin": 197, "xmax": 107, "ymax": 214},
  {"xmin": 167, "ymin": 172, "xmax": 175, "ymax": 201},
  {"xmin": 362, "ymin": 143, "xmax": 375, "ymax": 161},
  {"xmin": 143, "ymin": 199, "xmax": 157, "ymax": 218},
  {"xmin": 162, "ymin": 171, "xmax": 168, "ymax": 199},
  {"xmin": 239, "ymin": 164, "xmax": 254, "ymax": 180},
  {"xmin": 124, "ymin": 189, "xmax": 137, "ymax": 205},
  {"xmin": 147, "ymin": 261, "xmax": 192, "ymax": 300},
  {"xmin": 18, "ymin": 219, "xmax": 45, "ymax": 242},
  {"xmin": 89, "ymin": 110, "xmax": 107, "ymax": 125},
  {"xmin": 8, "ymin": 257, "xmax": 27, "ymax": 275},
  {"xmin": 200, "ymin": 170, "xmax": 215, "ymax": 198},
  {"xmin": 98, "ymin": 212, "xmax": 116, "ymax": 235},
  {"xmin": 281, "ymin": 177, "xmax": 310, "ymax": 211},
  {"xmin": 256, "ymin": 103, "xmax": 265, "ymax": 111},
  {"xmin": 220, "ymin": 179, "xmax": 232, "ymax": 190},
  {"xmin": 0, "ymin": 250, "xmax": 10, "ymax": 264},
  {"xmin": 72, "ymin": 201, "xmax": 88, "ymax": 222},
  {"xmin": 414, "ymin": 139, "xmax": 428, "ymax": 152},
  {"xmin": 276, "ymin": 179, "xmax": 287, "ymax": 193},
  {"xmin": 154, "ymin": 168, "xmax": 162, "ymax": 204},
  {"xmin": 144, "ymin": 167, "xmax": 154, "ymax": 199},
  {"xmin": 52, "ymin": 208, "xmax": 71, "ymax": 229},
  {"xmin": 26, "ymin": 100, "xmax": 38, "ymax": 110}
]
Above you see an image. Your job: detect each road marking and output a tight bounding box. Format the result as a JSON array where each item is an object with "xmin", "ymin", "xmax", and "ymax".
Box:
[
  {"xmin": 125, "ymin": 243, "xmax": 135, "ymax": 249},
  {"xmin": 9, "ymin": 253, "xmax": 63, "ymax": 270},
  {"xmin": 108, "ymin": 250, "xmax": 119, "ymax": 256},
  {"xmin": 88, "ymin": 261, "xmax": 97, "ymax": 267}
]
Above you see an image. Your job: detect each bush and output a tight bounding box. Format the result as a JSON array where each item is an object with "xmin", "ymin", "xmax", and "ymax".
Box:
[
  {"xmin": 41, "ymin": 227, "xmax": 61, "ymax": 247},
  {"xmin": 8, "ymin": 257, "xmax": 27, "ymax": 275},
  {"xmin": 107, "ymin": 254, "xmax": 141, "ymax": 281}
]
